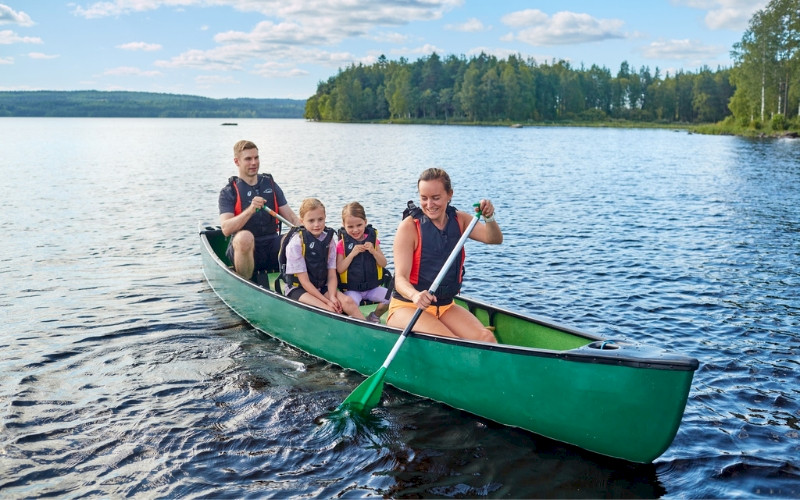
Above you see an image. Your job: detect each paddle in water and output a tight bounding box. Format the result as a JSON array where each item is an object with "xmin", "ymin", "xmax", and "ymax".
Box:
[{"xmin": 338, "ymin": 205, "xmax": 483, "ymax": 414}]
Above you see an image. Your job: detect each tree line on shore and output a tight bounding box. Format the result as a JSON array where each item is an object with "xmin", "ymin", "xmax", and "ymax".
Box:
[
  {"xmin": 304, "ymin": 53, "xmax": 733, "ymax": 125},
  {"xmin": 0, "ymin": 90, "xmax": 305, "ymax": 118},
  {"xmin": 729, "ymin": 0, "xmax": 799, "ymax": 131},
  {"xmin": 305, "ymin": 0, "xmax": 799, "ymax": 135}
]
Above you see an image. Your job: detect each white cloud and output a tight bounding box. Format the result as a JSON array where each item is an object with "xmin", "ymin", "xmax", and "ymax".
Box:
[
  {"xmin": 254, "ymin": 60, "xmax": 309, "ymax": 78},
  {"xmin": 0, "ymin": 4, "xmax": 34, "ymax": 26},
  {"xmin": 117, "ymin": 41, "xmax": 163, "ymax": 51},
  {"xmin": 72, "ymin": 0, "xmax": 462, "ymax": 25},
  {"xmin": 501, "ymin": 9, "xmax": 549, "ymax": 28},
  {"xmin": 215, "ymin": 20, "xmax": 329, "ymax": 45},
  {"xmin": 102, "ymin": 66, "xmax": 163, "ymax": 77},
  {"xmin": 389, "ymin": 43, "xmax": 444, "ymax": 57},
  {"xmin": 502, "ymin": 10, "xmax": 625, "ymax": 46},
  {"xmin": 0, "ymin": 29, "xmax": 43, "ymax": 44},
  {"xmin": 671, "ymin": 0, "xmax": 770, "ymax": 30},
  {"xmin": 155, "ymin": 47, "xmax": 245, "ymax": 71},
  {"xmin": 445, "ymin": 18, "xmax": 488, "ymax": 33},
  {"xmin": 641, "ymin": 38, "xmax": 725, "ymax": 65},
  {"xmin": 72, "ymin": 0, "xmax": 466, "ymax": 91},
  {"xmin": 0, "ymin": 55, "xmax": 13, "ymax": 64},
  {"xmin": 28, "ymin": 52, "xmax": 60, "ymax": 59},
  {"xmin": 370, "ymin": 31, "xmax": 409, "ymax": 44}
]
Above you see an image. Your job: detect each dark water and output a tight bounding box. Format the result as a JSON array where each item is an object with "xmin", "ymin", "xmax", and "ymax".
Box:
[{"xmin": 1, "ymin": 118, "xmax": 798, "ymax": 498}]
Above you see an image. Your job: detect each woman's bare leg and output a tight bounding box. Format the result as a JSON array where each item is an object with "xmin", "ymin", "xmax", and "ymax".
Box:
[
  {"xmin": 386, "ymin": 307, "xmax": 457, "ymax": 337},
  {"xmin": 440, "ymin": 305, "xmax": 497, "ymax": 343}
]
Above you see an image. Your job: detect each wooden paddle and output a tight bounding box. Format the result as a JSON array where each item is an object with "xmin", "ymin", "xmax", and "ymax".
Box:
[{"xmin": 339, "ymin": 207, "xmax": 483, "ymax": 413}]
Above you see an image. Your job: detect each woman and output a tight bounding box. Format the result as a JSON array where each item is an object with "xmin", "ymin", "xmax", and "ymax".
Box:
[{"xmin": 386, "ymin": 168, "xmax": 502, "ymax": 342}]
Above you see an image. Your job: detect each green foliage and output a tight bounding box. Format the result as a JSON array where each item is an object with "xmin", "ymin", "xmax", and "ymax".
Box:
[
  {"xmin": 730, "ymin": 0, "xmax": 799, "ymax": 124},
  {"xmin": 0, "ymin": 90, "xmax": 305, "ymax": 118},
  {"xmin": 305, "ymin": 53, "xmax": 737, "ymax": 125}
]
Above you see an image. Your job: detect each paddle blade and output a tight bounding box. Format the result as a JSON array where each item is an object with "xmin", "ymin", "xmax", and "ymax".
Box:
[{"xmin": 339, "ymin": 367, "xmax": 386, "ymax": 413}]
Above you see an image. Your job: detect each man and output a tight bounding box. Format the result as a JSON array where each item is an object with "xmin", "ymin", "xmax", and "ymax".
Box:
[{"xmin": 218, "ymin": 140, "xmax": 301, "ymax": 280}]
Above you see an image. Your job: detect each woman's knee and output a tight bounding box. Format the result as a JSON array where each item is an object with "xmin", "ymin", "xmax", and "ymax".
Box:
[{"xmin": 477, "ymin": 327, "xmax": 498, "ymax": 343}]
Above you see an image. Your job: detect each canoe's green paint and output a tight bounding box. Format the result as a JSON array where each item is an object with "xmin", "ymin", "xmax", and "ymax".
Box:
[{"xmin": 201, "ymin": 226, "xmax": 697, "ymax": 463}]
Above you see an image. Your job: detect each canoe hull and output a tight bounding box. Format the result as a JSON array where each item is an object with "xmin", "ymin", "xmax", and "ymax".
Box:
[{"xmin": 200, "ymin": 225, "xmax": 697, "ymax": 463}]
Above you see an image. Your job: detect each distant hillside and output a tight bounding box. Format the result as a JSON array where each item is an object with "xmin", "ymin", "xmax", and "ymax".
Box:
[{"xmin": 0, "ymin": 90, "xmax": 305, "ymax": 118}]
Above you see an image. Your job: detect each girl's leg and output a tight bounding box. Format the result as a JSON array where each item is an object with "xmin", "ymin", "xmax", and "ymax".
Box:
[
  {"xmin": 297, "ymin": 292, "xmax": 335, "ymax": 312},
  {"xmin": 373, "ymin": 301, "xmax": 389, "ymax": 317},
  {"xmin": 344, "ymin": 290, "xmax": 362, "ymax": 306},
  {"xmin": 337, "ymin": 291, "xmax": 366, "ymax": 320},
  {"xmin": 363, "ymin": 287, "xmax": 390, "ymax": 317}
]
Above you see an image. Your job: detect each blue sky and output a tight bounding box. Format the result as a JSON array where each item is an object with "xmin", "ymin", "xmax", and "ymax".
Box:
[{"xmin": 1, "ymin": 1, "xmax": 769, "ymax": 100}]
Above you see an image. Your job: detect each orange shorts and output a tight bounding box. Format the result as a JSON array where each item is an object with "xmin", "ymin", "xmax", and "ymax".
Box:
[{"xmin": 386, "ymin": 297, "xmax": 455, "ymax": 322}]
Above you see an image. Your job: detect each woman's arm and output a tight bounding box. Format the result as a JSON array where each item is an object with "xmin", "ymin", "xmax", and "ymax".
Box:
[
  {"xmin": 461, "ymin": 199, "xmax": 503, "ymax": 244},
  {"xmin": 392, "ymin": 217, "xmax": 435, "ymax": 308}
]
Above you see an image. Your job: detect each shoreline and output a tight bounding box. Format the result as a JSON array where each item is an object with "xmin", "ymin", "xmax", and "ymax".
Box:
[{"xmin": 307, "ymin": 117, "xmax": 800, "ymax": 138}]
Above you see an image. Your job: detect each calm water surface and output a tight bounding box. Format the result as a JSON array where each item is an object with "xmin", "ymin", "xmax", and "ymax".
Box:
[{"xmin": 1, "ymin": 118, "xmax": 798, "ymax": 498}]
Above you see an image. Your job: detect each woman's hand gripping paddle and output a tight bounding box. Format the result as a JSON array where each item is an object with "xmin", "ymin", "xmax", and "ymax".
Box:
[{"xmin": 338, "ymin": 205, "xmax": 483, "ymax": 414}]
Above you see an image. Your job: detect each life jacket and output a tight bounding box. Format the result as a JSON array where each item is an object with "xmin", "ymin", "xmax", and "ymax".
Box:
[
  {"xmin": 229, "ymin": 174, "xmax": 280, "ymax": 237},
  {"xmin": 337, "ymin": 225, "xmax": 384, "ymax": 291},
  {"xmin": 394, "ymin": 202, "xmax": 464, "ymax": 304},
  {"xmin": 278, "ymin": 226, "xmax": 335, "ymax": 290}
]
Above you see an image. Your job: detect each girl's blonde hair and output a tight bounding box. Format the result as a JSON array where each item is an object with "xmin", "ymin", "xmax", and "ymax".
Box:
[
  {"xmin": 299, "ymin": 198, "xmax": 325, "ymax": 218},
  {"xmin": 341, "ymin": 201, "xmax": 367, "ymax": 222}
]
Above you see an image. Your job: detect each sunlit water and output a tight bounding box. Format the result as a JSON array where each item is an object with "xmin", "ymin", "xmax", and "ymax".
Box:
[{"xmin": 1, "ymin": 118, "xmax": 797, "ymax": 498}]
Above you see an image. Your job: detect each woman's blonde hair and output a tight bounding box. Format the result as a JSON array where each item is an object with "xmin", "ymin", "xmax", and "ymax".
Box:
[
  {"xmin": 299, "ymin": 198, "xmax": 325, "ymax": 218},
  {"xmin": 341, "ymin": 201, "xmax": 367, "ymax": 222}
]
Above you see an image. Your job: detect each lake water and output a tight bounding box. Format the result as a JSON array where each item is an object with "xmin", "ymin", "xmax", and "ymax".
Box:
[{"xmin": 1, "ymin": 118, "xmax": 798, "ymax": 498}]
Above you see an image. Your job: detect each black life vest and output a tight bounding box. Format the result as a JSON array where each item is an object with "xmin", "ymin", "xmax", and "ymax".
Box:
[
  {"xmin": 394, "ymin": 202, "xmax": 464, "ymax": 304},
  {"xmin": 337, "ymin": 225, "xmax": 384, "ymax": 291},
  {"xmin": 278, "ymin": 226, "xmax": 335, "ymax": 289},
  {"xmin": 229, "ymin": 174, "xmax": 280, "ymax": 237}
]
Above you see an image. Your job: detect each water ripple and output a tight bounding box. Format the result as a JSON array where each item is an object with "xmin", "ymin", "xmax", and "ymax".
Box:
[{"xmin": 1, "ymin": 120, "xmax": 798, "ymax": 498}]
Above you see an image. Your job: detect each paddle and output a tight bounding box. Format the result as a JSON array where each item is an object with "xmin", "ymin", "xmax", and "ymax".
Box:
[
  {"xmin": 258, "ymin": 206, "xmax": 297, "ymax": 227},
  {"xmin": 339, "ymin": 206, "xmax": 483, "ymax": 413}
]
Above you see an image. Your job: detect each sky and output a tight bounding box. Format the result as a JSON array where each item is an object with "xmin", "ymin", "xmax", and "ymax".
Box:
[{"xmin": 0, "ymin": 0, "xmax": 770, "ymax": 100}]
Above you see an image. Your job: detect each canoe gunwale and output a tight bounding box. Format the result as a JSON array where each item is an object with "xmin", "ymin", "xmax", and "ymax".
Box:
[{"xmin": 199, "ymin": 224, "xmax": 699, "ymax": 373}]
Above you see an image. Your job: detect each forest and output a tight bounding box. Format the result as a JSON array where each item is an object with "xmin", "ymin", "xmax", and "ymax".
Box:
[
  {"xmin": 304, "ymin": 0, "xmax": 799, "ymax": 135},
  {"xmin": 0, "ymin": 91, "xmax": 305, "ymax": 118}
]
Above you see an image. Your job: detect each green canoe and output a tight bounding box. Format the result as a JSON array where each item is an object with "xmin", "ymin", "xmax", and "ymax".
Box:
[{"xmin": 200, "ymin": 224, "xmax": 699, "ymax": 463}]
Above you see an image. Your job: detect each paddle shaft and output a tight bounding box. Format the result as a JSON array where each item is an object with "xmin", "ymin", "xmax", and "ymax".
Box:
[
  {"xmin": 258, "ymin": 206, "xmax": 297, "ymax": 227},
  {"xmin": 378, "ymin": 212, "xmax": 481, "ymax": 370}
]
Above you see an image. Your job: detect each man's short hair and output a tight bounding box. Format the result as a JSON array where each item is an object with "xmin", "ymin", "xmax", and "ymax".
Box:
[{"xmin": 234, "ymin": 140, "xmax": 258, "ymax": 156}]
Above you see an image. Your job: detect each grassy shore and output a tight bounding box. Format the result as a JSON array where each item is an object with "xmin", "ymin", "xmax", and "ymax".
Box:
[
  {"xmin": 364, "ymin": 116, "xmax": 800, "ymax": 138},
  {"xmin": 692, "ymin": 116, "xmax": 800, "ymax": 138}
]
